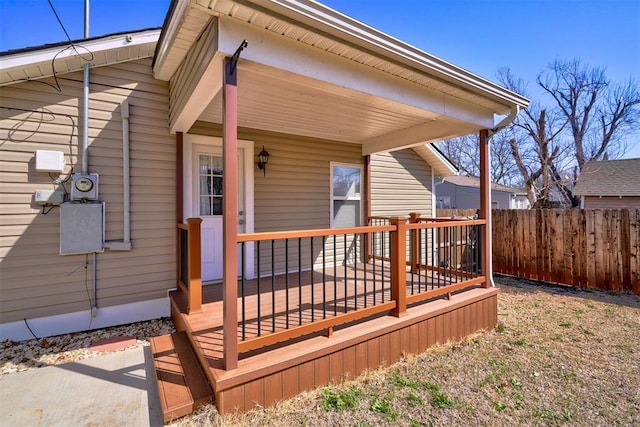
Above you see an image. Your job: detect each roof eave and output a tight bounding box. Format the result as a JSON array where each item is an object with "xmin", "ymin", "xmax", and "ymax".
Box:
[
  {"xmin": 0, "ymin": 29, "xmax": 161, "ymax": 86},
  {"xmin": 244, "ymin": 0, "xmax": 530, "ymax": 111}
]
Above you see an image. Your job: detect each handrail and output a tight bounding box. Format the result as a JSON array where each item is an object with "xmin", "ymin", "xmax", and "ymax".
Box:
[
  {"xmin": 406, "ymin": 218, "xmax": 486, "ymax": 229},
  {"xmin": 238, "ymin": 224, "xmax": 396, "ymax": 242}
]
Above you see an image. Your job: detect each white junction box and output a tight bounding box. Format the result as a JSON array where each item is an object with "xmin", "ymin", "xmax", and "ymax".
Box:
[
  {"xmin": 70, "ymin": 173, "xmax": 99, "ymax": 201},
  {"xmin": 35, "ymin": 150, "xmax": 65, "ymax": 173},
  {"xmin": 34, "ymin": 189, "xmax": 64, "ymax": 205},
  {"xmin": 60, "ymin": 202, "xmax": 105, "ymax": 255}
]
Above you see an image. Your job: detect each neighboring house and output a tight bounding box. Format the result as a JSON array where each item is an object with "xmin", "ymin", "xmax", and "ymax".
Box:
[
  {"xmin": 0, "ymin": 0, "xmax": 528, "ymax": 416},
  {"xmin": 436, "ymin": 175, "xmax": 530, "ymax": 210},
  {"xmin": 573, "ymin": 158, "xmax": 640, "ymax": 209}
]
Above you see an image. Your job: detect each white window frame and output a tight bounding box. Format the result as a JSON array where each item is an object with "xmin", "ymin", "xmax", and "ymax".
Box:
[{"xmin": 330, "ymin": 162, "xmax": 363, "ymax": 228}]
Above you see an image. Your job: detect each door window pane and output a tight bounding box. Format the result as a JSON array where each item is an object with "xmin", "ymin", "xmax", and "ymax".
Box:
[{"xmin": 199, "ymin": 154, "xmax": 223, "ymax": 216}]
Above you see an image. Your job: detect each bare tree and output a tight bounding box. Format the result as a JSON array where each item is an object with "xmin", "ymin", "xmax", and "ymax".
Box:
[
  {"xmin": 436, "ymin": 131, "xmax": 520, "ymax": 186},
  {"xmin": 498, "ymin": 68, "xmax": 570, "ymax": 207},
  {"xmin": 539, "ymin": 58, "xmax": 640, "ymax": 170}
]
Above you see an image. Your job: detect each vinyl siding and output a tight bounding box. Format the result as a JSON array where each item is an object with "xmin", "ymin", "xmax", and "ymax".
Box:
[
  {"xmin": 0, "ymin": 58, "xmax": 175, "ymax": 323},
  {"xmin": 190, "ymin": 123, "xmax": 363, "ymax": 274},
  {"xmin": 370, "ymin": 150, "xmax": 433, "ymax": 218}
]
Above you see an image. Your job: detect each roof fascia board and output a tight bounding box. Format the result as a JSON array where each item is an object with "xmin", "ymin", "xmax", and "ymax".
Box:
[
  {"xmin": 153, "ymin": 0, "xmax": 191, "ymax": 80},
  {"xmin": 0, "ymin": 29, "xmax": 160, "ymax": 72},
  {"xmin": 424, "ymin": 143, "xmax": 458, "ymax": 175},
  {"xmin": 237, "ymin": 0, "xmax": 529, "ymax": 109}
]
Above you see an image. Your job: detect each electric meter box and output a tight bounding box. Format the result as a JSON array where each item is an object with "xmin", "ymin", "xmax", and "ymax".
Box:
[
  {"xmin": 60, "ymin": 202, "xmax": 105, "ymax": 255},
  {"xmin": 35, "ymin": 150, "xmax": 65, "ymax": 173},
  {"xmin": 70, "ymin": 173, "xmax": 99, "ymax": 201}
]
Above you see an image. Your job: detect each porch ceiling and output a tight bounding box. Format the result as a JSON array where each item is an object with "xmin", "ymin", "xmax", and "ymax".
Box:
[{"xmin": 198, "ymin": 62, "xmax": 476, "ymax": 149}]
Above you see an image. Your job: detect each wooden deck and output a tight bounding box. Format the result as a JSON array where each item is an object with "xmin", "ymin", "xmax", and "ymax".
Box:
[{"xmin": 166, "ymin": 264, "xmax": 498, "ymax": 414}]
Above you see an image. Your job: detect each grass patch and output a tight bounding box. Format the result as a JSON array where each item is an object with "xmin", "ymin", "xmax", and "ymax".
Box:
[
  {"xmin": 370, "ymin": 397, "xmax": 397, "ymax": 421},
  {"xmin": 391, "ymin": 373, "xmax": 419, "ymax": 389},
  {"xmin": 423, "ymin": 382, "xmax": 455, "ymax": 408},
  {"xmin": 320, "ymin": 386, "xmax": 361, "ymax": 411},
  {"xmin": 559, "ymin": 321, "xmax": 572, "ymax": 328},
  {"xmin": 493, "ymin": 401, "xmax": 507, "ymax": 411}
]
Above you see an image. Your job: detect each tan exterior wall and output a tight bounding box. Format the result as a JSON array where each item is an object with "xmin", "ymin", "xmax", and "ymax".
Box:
[
  {"xmin": 370, "ymin": 149, "xmax": 433, "ymax": 218},
  {"xmin": 190, "ymin": 123, "xmax": 364, "ymax": 274},
  {"xmin": 583, "ymin": 196, "xmax": 640, "ymax": 209},
  {"xmin": 0, "ymin": 58, "xmax": 175, "ymax": 323}
]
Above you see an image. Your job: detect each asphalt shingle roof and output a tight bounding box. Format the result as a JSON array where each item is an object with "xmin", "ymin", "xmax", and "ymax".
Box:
[{"xmin": 573, "ymin": 158, "xmax": 640, "ymax": 197}]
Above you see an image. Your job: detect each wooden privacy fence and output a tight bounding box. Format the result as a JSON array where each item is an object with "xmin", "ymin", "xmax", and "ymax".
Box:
[{"xmin": 492, "ymin": 209, "xmax": 640, "ymax": 294}]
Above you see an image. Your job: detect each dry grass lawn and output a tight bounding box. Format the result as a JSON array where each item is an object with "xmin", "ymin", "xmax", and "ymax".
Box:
[{"xmin": 174, "ymin": 276, "xmax": 640, "ymax": 426}]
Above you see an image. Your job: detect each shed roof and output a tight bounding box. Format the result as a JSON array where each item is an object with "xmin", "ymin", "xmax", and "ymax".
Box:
[{"xmin": 573, "ymin": 158, "xmax": 640, "ymax": 197}]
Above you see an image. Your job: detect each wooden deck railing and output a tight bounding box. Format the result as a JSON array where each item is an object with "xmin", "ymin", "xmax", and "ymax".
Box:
[
  {"xmin": 174, "ymin": 214, "xmax": 487, "ymax": 360},
  {"xmin": 405, "ymin": 214, "xmax": 486, "ymax": 304},
  {"xmin": 177, "ymin": 218, "xmax": 202, "ymax": 313},
  {"xmin": 236, "ymin": 225, "xmax": 396, "ymax": 352},
  {"xmin": 232, "ymin": 216, "xmax": 486, "ymax": 353}
]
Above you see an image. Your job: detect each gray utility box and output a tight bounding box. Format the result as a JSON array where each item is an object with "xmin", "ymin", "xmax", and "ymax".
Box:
[{"xmin": 60, "ymin": 202, "xmax": 105, "ymax": 255}]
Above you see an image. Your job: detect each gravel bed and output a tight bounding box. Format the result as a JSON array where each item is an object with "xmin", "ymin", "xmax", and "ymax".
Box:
[{"xmin": 0, "ymin": 317, "xmax": 175, "ymax": 375}]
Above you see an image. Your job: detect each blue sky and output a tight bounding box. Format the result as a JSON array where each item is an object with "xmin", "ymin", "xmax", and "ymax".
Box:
[{"xmin": 2, "ymin": 0, "xmax": 639, "ymax": 156}]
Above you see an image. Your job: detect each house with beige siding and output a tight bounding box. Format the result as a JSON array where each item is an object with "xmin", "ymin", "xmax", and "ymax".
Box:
[
  {"xmin": 573, "ymin": 158, "xmax": 640, "ymax": 209},
  {"xmin": 1, "ymin": 0, "xmax": 529, "ymax": 417}
]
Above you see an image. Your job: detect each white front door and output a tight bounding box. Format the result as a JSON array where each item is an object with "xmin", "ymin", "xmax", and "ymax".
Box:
[{"xmin": 185, "ymin": 135, "xmax": 254, "ymax": 283}]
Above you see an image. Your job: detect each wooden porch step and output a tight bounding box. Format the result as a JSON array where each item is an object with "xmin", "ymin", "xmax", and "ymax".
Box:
[{"xmin": 150, "ymin": 332, "xmax": 213, "ymax": 423}]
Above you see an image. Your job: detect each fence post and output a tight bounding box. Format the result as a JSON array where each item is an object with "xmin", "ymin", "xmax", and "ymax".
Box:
[
  {"xmin": 186, "ymin": 217, "xmax": 203, "ymax": 313},
  {"xmin": 390, "ymin": 217, "xmax": 408, "ymax": 317},
  {"xmin": 409, "ymin": 212, "xmax": 421, "ymax": 273}
]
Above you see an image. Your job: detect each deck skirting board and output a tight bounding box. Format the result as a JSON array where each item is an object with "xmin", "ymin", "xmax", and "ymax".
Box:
[{"xmin": 185, "ymin": 287, "xmax": 499, "ymax": 414}]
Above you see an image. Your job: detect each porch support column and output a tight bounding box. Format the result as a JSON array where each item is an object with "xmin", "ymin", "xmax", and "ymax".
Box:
[
  {"xmin": 389, "ymin": 217, "xmax": 408, "ymax": 317},
  {"xmin": 222, "ymin": 57, "xmax": 239, "ymax": 370},
  {"xmin": 479, "ymin": 129, "xmax": 492, "ymax": 288}
]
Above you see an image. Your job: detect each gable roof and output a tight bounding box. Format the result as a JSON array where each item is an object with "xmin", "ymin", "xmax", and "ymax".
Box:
[
  {"xmin": 412, "ymin": 143, "xmax": 458, "ymax": 177},
  {"xmin": 443, "ymin": 175, "xmax": 524, "ymax": 193},
  {"xmin": 573, "ymin": 158, "xmax": 640, "ymax": 197},
  {"xmin": 0, "ymin": 28, "xmax": 161, "ymax": 87}
]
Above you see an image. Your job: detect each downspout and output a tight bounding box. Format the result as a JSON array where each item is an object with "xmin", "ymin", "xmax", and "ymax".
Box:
[
  {"xmin": 485, "ymin": 105, "xmax": 521, "ymax": 287},
  {"xmin": 122, "ymin": 100, "xmax": 131, "ymax": 245},
  {"xmin": 103, "ymin": 100, "xmax": 133, "ymax": 251}
]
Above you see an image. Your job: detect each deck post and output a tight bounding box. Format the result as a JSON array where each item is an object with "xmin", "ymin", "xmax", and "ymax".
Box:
[
  {"xmin": 389, "ymin": 217, "xmax": 408, "ymax": 317},
  {"xmin": 186, "ymin": 218, "xmax": 203, "ymax": 313},
  {"xmin": 409, "ymin": 212, "xmax": 421, "ymax": 273},
  {"xmin": 479, "ymin": 129, "xmax": 492, "ymax": 287},
  {"xmin": 364, "ymin": 155, "xmax": 372, "ymax": 261},
  {"xmin": 222, "ymin": 56, "xmax": 239, "ymax": 370}
]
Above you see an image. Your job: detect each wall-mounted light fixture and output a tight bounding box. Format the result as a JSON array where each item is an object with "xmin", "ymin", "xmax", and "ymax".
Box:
[{"xmin": 257, "ymin": 145, "xmax": 270, "ymax": 176}]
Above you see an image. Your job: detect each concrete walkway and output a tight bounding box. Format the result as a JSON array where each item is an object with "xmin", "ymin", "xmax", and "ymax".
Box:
[{"xmin": 0, "ymin": 346, "xmax": 164, "ymax": 426}]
